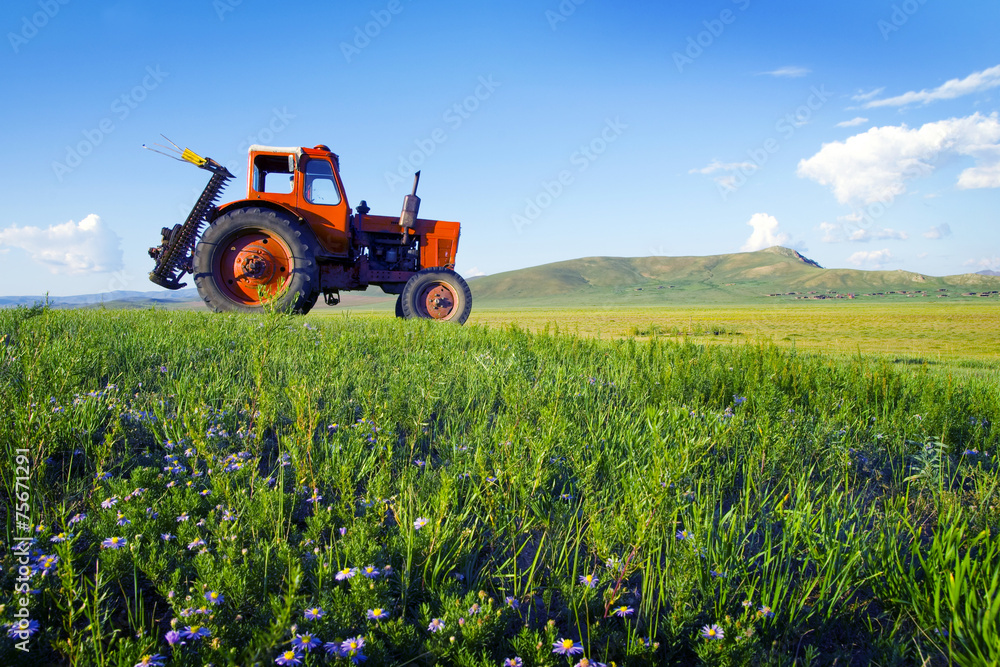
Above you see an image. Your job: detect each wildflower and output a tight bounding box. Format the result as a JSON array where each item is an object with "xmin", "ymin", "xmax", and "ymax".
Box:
[
  {"xmin": 505, "ymin": 596, "xmax": 520, "ymax": 609},
  {"xmin": 161, "ymin": 533, "xmax": 174, "ymax": 541},
  {"xmin": 306, "ymin": 488, "xmax": 322, "ymax": 503},
  {"xmin": 204, "ymin": 590, "xmax": 224, "ymax": 605},
  {"xmin": 758, "ymin": 605, "xmax": 774, "ymax": 619},
  {"xmin": 303, "ymin": 607, "xmax": 325, "ymax": 621},
  {"xmin": 428, "ymin": 618, "xmax": 445, "ymax": 633},
  {"xmin": 68, "ymin": 513, "xmax": 86, "ymax": 525},
  {"xmin": 292, "ymin": 633, "xmax": 321, "ymax": 651},
  {"xmin": 578, "ymin": 573, "xmax": 598, "ymax": 588},
  {"xmin": 575, "ymin": 659, "xmax": 607, "ymax": 667},
  {"xmin": 700, "ymin": 624, "xmax": 724, "ymax": 640},
  {"xmin": 612, "ymin": 605, "xmax": 634, "ymax": 617},
  {"xmin": 339, "ymin": 526, "xmax": 347, "ymax": 536},
  {"xmin": 50, "ymin": 532, "xmax": 69, "ymax": 543},
  {"xmin": 676, "ymin": 529, "xmax": 691, "ymax": 540},
  {"xmin": 101, "ymin": 536, "xmax": 127, "ymax": 549},
  {"xmin": 710, "ymin": 569, "xmax": 724, "ymax": 578},
  {"xmin": 275, "ymin": 650, "xmax": 303, "ymax": 666},
  {"xmin": 164, "ymin": 630, "xmax": 183, "ymax": 646},
  {"xmin": 335, "ymin": 567, "xmax": 358, "ymax": 581},
  {"xmin": 7, "ymin": 619, "xmax": 41, "ymax": 638},
  {"xmin": 468, "ymin": 603, "xmax": 481, "ymax": 615},
  {"xmin": 187, "ymin": 538, "xmax": 206, "ymax": 550},
  {"xmin": 367, "ymin": 607, "xmax": 389, "ymax": 620},
  {"xmin": 504, "ymin": 659, "xmax": 523, "ymax": 667},
  {"xmin": 116, "ymin": 512, "xmax": 131, "ymax": 526},
  {"xmin": 182, "ymin": 625, "xmax": 211, "ymax": 640},
  {"xmin": 134, "ymin": 655, "xmax": 166, "ymax": 667},
  {"xmin": 553, "ymin": 639, "xmax": 584, "ymax": 656},
  {"xmin": 414, "ymin": 517, "xmax": 428, "ymax": 530},
  {"xmin": 341, "ymin": 636, "xmax": 365, "ymax": 653},
  {"xmin": 199, "ymin": 489, "xmax": 211, "ymax": 497},
  {"xmin": 177, "ymin": 513, "xmax": 189, "ymax": 522},
  {"xmin": 101, "ymin": 497, "xmax": 119, "ymax": 509},
  {"xmin": 486, "ymin": 476, "xmax": 498, "ymax": 483},
  {"xmin": 361, "ymin": 565, "xmax": 379, "ymax": 578}
]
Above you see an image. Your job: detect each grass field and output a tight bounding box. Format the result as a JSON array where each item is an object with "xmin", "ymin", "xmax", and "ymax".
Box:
[
  {"xmin": 1, "ymin": 304, "xmax": 998, "ymax": 666},
  {"xmin": 326, "ymin": 301, "xmax": 1000, "ymax": 368}
]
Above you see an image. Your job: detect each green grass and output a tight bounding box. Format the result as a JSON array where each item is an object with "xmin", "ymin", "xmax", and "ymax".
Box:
[{"xmin": 1, "ymin": 304, "xmax": 998, "ymax": 666}]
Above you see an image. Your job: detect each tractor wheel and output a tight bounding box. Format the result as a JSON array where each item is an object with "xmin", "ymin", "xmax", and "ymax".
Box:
[
  {"xmin": 394, "ymin": 295, "xmax": 404, "ymax": 319},
  {"xmin": 193, "ymin": 207, "xmax": 320, "ymax": 314},
  {"xmin": 400, "ymin": 268, "xmax": 472, "ymax": 324}
]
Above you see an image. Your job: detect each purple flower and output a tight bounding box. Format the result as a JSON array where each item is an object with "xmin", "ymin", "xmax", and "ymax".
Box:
[
  {"xmin": 578, "ymin": 573, "xmax": 598, "ymax": 588},
  {"xmin": 101, "ymin": 536, "xmax": 127, "ymax": 549},
  {"xmin": 68, "ymin": 513, "xmax": 86, "ymax": 525},
  {"xmin": 676, "ymin": 529, "xmax": 691, "ymax": 541},
  {"xmin": 134, "ymin": 655, "xmax": 167, "ymax": 667},
  {"xmin": 700, "ymin": 623, "xmax": 724, "ymax": 640},
  {"xmin": 116, "ymin": 512, "xmax": 130, "ymax": 526},
  {"xmin": 101, "ymin": 497, "xmax": 119, "ymax": 509},
  {"xmin": 414, "ymin": 517, "xmax": 428, "ymax": 530},
  {"xmin": 504, "ymin": 659, "xmax": 523, "ymax": 667},
  {"xmin": 612, "ymin": 605, "xmax": 634, "ymax": 617},
  {"xmin": 204, "ymin": 590, "xmax": 223, "ymax": 605},
  {"xmin": 292, "ymin": 633, "xmax": 321, "ymax": 651},
  {"xmin": 161, "ymin": 533, "xmax": 174, "ymax": 541},
  {"xmin": 182, "ymin": 625, "xmax": 211, "ymax": 640},
  {"xmin": 758, "ymin": 605, "xmax": 774, "ymax": 618},
  {"xmin": 361, "ymin": 565, "xmax": 379, "ymax": 578},
  {"xmin": 275, "ymin": 650, "xmax": 303, "ymax": 666},
  {"xmin": 553, "ymin": 639, "xmax": 584, "ymax": 656},
  {"xmin": 7, "ymin": 619, "xmax": 40, "ymax": 638},
  {"xmin": 428, "ymin": 618, "xmax": 445, "ymax": 633},
  {"xmin": 367, "ymin": 607, "xmax": 389, "ymax": 620},
  {"xmin": 164, "ymin": 630, "xmax": 183, "ymax": 646},
  {"xmin": 341, "ymin": 636, "xmax": 365, "ymax": 653},
  {"xmin": 505, "ymin": 596, "xmax": 520, "ymax": 609},
  {"xmin": 335, "ymin": 567, "xmax": 358, "ymax": 581},
  {"xmin": 303, "ymin": 607, "xmax": 325, "ymax": 621},
  {"xmin": 187, "ymin": 538, "xmax": 206, "ymax": 550}
]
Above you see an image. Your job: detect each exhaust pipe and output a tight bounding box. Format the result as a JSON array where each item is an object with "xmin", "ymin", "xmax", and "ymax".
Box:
[{"xmin": 399, "ymin": 171, "xmax": 420, "ymax": 229}]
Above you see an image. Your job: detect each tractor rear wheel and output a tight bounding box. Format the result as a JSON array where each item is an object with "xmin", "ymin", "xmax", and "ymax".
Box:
[
  {"xmin": 394, "ymin": 295, "xmax": 404, "ymax": 318},
  {"xmin": 193, "ymin": 207, "xmax": 320, "ymax": 314},
  {"xmin": 400, "ymin": 268, "xmax": 472, "ymax": 324}
]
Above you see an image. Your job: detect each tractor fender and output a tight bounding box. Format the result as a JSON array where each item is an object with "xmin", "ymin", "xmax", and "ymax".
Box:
[{"xmin": 211, "ymin": 199, "xmax": 304, "ymax": 225}]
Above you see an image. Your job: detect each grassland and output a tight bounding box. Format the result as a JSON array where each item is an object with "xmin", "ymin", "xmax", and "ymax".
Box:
[{"xmin": 1, "ymin": 305, "xmax": 998, "ymax": 666}]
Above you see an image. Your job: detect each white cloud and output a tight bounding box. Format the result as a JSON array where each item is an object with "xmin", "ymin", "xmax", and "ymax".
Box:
[
  {"xmin": 851, "ymin": 88, "xmax": 885, "ymax": 102},
  {"xmin": 0, "ymin": 214, "xmax": 123, "ymax": 275},
  {"xmin": 465, "ymin": 266, "xmax": 486, "ymax": 278},
  {"xmin": 836, "ymin": 117, "xmax": 869, "ymax": 128},
  {"xmin": 797, "ymin": 112, "xmax": 1000, "ymax": 205},
  {"xmin": 848, "ymin": 228, "xmax": 908, "ymax": 242},
  {"xmin": 924, "ymin": 224, "xmax": 952, "ymax": 239},
  {"xmin": 741, "ymin": 213, "xmax": 790, "ymax": 252},
  {"xmin": 820, "ymin": 221, "xmax": 908, "ymax": 243},
  {"xmin": 689, "ymin": 160, "xmax": 756, "ymax": 175},
  {"xmin": 759, "ymin": 66, "xmax": 810, "ymax": 78},
  {"xmin": 966, "ymin": 256, "xmax": 1000, "ymax": 271},
  {"xmin": 865, "ymin": 64, "xmax": 1000, "ymax": 108},
  {"xmin": 847, "ymin": 249, "xmax": 893, "ymax": 269}
]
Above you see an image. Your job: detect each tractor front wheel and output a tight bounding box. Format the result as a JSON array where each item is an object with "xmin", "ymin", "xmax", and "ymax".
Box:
[
  {"xmin": 400, "ymin": 268, "xmax": 472, "ymax": 324},
  {"xmin": 193, "ymin": 207, "xmax": 320, "ymax": 314}
]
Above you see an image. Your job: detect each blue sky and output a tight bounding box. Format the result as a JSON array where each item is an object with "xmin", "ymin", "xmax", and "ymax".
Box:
[{"xmin": 2, "ymin": 0, "xmax": 999, "ymax": 296}]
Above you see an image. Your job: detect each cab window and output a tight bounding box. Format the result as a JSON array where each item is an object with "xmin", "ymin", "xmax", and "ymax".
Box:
[
  {"xmin": 252, "ymin": 154, "xmax": 294, "ymax": 194},
  {"xmin": 303, "ymin": 160, "xmax": 342, "ymax": 206}
]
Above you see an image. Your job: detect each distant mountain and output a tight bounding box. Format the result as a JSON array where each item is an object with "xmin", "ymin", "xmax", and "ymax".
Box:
[
  {"xmin": 979, "ymin": 270, "xmax": 1000, "ymax": 277},
  {"xmin": 0, "ymin": 289, "xmax": 201, "ymax": 308},
  {"xmin": 470, "ymin": 246, "xmax": 1000, "ymax": 305}
]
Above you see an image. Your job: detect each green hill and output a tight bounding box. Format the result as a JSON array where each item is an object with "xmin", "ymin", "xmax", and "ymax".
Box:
[{"xmin": 469, "ymin": 246, "xmax": 1000, "ymax": 306}]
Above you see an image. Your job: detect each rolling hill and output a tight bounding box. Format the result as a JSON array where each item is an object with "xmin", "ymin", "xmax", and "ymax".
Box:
[{"xmin": 469, "ymin": 246, "xmax": 1000, "ymax": 306}]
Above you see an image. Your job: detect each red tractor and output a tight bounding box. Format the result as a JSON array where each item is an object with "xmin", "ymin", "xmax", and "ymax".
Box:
[{"xmin": 147, "ymin": 141, "xmax": 471, "ymax": 323}]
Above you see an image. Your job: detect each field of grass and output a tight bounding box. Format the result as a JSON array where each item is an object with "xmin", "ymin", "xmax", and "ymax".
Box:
[
  {"xmin": 328, "ymin": 301, "xmax": 1000, "ymax": 368},
  {"xmin": 2, "ymin": 305, "xmax": 999, "ymax": 666}
]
